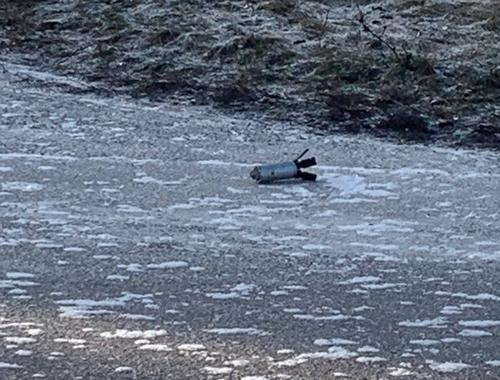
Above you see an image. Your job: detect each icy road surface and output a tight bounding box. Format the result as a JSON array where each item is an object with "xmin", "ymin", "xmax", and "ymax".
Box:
[{"xmin": 1, "ymin": 64, "xmax": 500, "ymax": 379}]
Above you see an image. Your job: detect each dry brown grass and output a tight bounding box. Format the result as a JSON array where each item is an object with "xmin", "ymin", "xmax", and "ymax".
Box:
[{"xmin": 0, "ymin": 0, "xmax": 498, "ymax": 148}]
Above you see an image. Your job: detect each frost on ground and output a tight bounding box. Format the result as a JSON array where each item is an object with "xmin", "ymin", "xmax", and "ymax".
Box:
[
  {"xmin": 0, "ymin": 63, "xmax": 500, "ymax": 379},
  {"xmin": 1, "ymin": 0, "xmax": 499, "ymax": 148}
]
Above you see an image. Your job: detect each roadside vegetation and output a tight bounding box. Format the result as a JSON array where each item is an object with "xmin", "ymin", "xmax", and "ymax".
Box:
[{"xmin": 1, "ymin": 0, "xmax": 499, "ymax": 148}]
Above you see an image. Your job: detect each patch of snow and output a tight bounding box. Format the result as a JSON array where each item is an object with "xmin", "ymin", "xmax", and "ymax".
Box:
[
  {"xmin": 106, "ymin": 274, "xmax": 130, "ymax": 281},
  {"xmin": 6, "ymin": 272, "xmax": 34, "ymax": 279},
  {"xmin": 225, "ymin": 359, "xmax": 250, "ymax": 367},
  {"xmin": 389, "ymin": 368, "xmax": 414, "ymax": 376},
  {"xmin": 4, "ymin": 337, "xmax": 37, "ymax": 344},
  {"xmin": 204, "ymin": 328, "xmax": 268, "ymax": 336},
  {"xmin": 356, "ymin": 356, "xmax": 386, "ymax": 363},
  {"xmin": 100, "ymin": 329, "xmax": 167, "ymax": 339},
  {"xmin": 147, "ymin": 261, "xmax": 188, "ymax": 269},
  {"xmin": 230, "ymin": 283, "xmax": 256, "ymax": 295},
  {"xmin": 293, "ymin": 314, "xmax": 349, "ymax": 321},
  {"xmin": 299, "ymin": 346, "xmax": 358, "ymax": 360},
  {"xmin": 429, "ymin": 361, "xmax": 471, "ymax": 373},
  {"xmin": 0, "ymin": 362, "xmax": 22, "ymax": 369},
  {"xmin": 205, "ymin": 292, "xmax": 240, "ymax": 300},
  {"xmin": 14, "ymin": 350, "xmax": 32, "ymax": 356},
  {"xmin": 2, "ymin": 182, "xmax": 44, "ymax": 192},
  {"xmin": 54, "ymin": 338, "xmax": 86, "ymax": 344},
  {"xmin": 458, "ymin": 320, "xmax": 500, "ymax": 328},
  {"xmin": 203, "ymin": 366, "xmax": 233, "ymax": 375},
  {"xmin": 137, "ymin": 344, "xmax": 171, "ymax": 351},
  {"xmin": 458, "ymin": 329, "xmax": 492, "ymax": 337},
  {"xmin": 177, "ymin": 344, "xmax": 206, "ymax": 351},
  {"xmin": 314, "ymin": 338, "xmax": 357, "ymax": 346},
  {"xmin": 114, "ymin": 367, "xmax": 134, "ymax": 373},
  {"xmin": 119, "ymin": 314, "xmax": 155, "ymax": 321},
  {"xmin": 398, "ymin": 317, "xmax": 448, "ymax": 328},
  {"xmin": 357, "ymin": 346, "xmax": 380, "ymax": 353},
  {"xmin": 338, "ymin": 276, "xmax": 380, "ymax": 285},
  {"xmin": 409, "ymin": 339, "xmax": 441, "ymax": 346}
]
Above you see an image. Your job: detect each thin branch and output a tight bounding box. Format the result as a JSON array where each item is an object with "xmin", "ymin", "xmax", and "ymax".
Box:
[{"xmin": 356, "ymin": 6, "xmax": 404, "ymax": 66}]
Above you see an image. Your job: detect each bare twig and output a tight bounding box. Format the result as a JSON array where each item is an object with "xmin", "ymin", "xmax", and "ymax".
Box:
[{"xmin": 356, "ymin": 6, "xmax": 405, "ymax": 67}]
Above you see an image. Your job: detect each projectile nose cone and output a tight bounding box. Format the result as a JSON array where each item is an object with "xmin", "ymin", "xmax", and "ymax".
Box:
[{"xmin": 250, "ymin": 166, "xmax": 261, "ymax": 181}]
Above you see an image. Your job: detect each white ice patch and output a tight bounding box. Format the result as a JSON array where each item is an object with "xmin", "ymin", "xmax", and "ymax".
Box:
[
  {"xmin": 106, "ymin": 274, "xmax": 130, "ymax": 281},
  {"xmin": 14, "ymin": 350, "xmax": 32, "ymax": 356},
  {"xmin": 398, "ymin": 317, "xmax": 448, "ymax": 328},
  {"xmin": 356, "ymin": 356, "xmax": 386, "ymax": 363},
  {"xmin": 100, "ymin": 329, "xmax": 166, "ymax": 339},
  {"xmin": 137, "ymin": 344, "xmax": 171, "ymax": 351},
  {"xmin": 389, "ymin": 368, "xmax": 414, "ymax": 376},
  {"xmin": 441, "ymin": 338, "xmax": 461, "ymax": 343},
  {"xmin": 458, "ymin": 329, "xmax": 492, "ymax": 337},
  {"xmin": 197, "ymin": 160, "xmax": 252, "ymax": 167},
  {"xmin": 314, "ymin": 338, "xmax": 357, "ymax": 346},
  {"xmin": 338, "ymin": 276, "xmax": 380, "ymax": 285},
  {"xmin": 429, "ymin": 361, "xmax": 472, "ymax": 373},
  {"xmin": 458, "ymin": 320, "xmax": 500, "ymax": 328},
  {"xmin": 224, "ymin": 359, "xmax": 250, "ymax": 367},
  {"xmin": 323, "ymin": 173, "xmax": 366, "ymax": 196},
  {"xmin": 302, "ymin": 244, "xmax": 331, "ymax": 251},
  {"xmin": 337, "ymin": 220, "xmax": 415, "ymax": 236},
  {"xmin": 204, "ymin": 328, "xmax": 269, "ymax": 336},
  {"xmin": 283, "ymin": 186, "xmax": 315, "ymax": 197},
  {"xmin": 54, "ymin": 338, "xmax": 86, "ymax": 344},
  {"xmin": 3, "ymin": 337, "xmax": 37, "ymax": 344},
  {"xmin": 440, "ymin": 306, "xmax": 462, "ymax": 315},
  {"xmin": 205, "ymin": 292, "xmax": 240, "ymax": 300},
  {"xmin": 2, "ymin": 182, "xmax": 44, "ymax": 192},
  {"xmin": 486, "ymin": 361, "xmax": 500, "ymax": 367},
  {"xmin": 56, "ymin": 298, "xmax": 123, "ymax": 318},
  {"xmin": 206, "ymin": 283, "xmax": 256, "ymax": 299},
  {"xmin": 177, "ymin": 344, "xmax": 206, "ymax": 351},
  {"xmin": 361, "ymin": 282, "xmax": 406, "ymax": 290},
  {"xmin": 119, "ymin": 314, "xmax": 155, "ymax": 321},
  {"xmin": 357, "ymin": 346, "xmax": 380, "ymax": 353},
  {"xmin": 293, "ymin": 314, "xmax": 350, "ymax": 321},
  {"xmin": 203, "ymin": 366, "xmax": 233, "ymax": 375},
  {"xmin": 230, "ymin": 283, "xmax": 256, "ymax": 295},
  {"xmin": 133, "ymin": 176, "xmax": 182, "ymax": 186},
  {"xmin": 6, "ymin": 272, "xmax": 34, "ymax": 279},
  {"xmin": 118, "ymin": 263, "xmax": 144, "ymax": 272},
  {"xmin": 0, "ymin": 362, "xmax": 22, "ymax": 369},
  {"xmin": 146, "ymin": 261, "xmax": 188, "ymax": 269},
  {"xmin": 63, "ymin": 247, "xmax": 86, "ymax": 253},
  {"xmin": 114, "ymin": 367, "xmax": 134, "ymax": 373},
  {"xmin": 301, "ymin": 346, "xmax": 358, "ymax": 360},
  {"xmin": 409, "ymin": 339, "xmax": 441, "ymax": 346}
]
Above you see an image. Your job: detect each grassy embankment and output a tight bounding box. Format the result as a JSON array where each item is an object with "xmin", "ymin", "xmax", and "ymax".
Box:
[{"xmin": 1, "ymin": 0, "xmax": 499, "ymax": 148}]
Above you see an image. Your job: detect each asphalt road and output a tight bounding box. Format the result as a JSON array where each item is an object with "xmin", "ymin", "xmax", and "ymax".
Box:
[{"xmin": 1, "ymin": 64, "xmax": 500, "ymax": 379}]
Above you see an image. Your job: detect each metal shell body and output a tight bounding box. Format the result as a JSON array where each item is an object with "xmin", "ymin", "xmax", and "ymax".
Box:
[{"xmin": 250, "ymin": 161, "xmax": 298, "ymax": 183}]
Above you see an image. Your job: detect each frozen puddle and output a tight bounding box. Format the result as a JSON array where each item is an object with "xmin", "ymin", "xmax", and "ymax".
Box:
[{"xmin": 1, "ymin": 62, "xmax": 500, "ymax": 378}]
